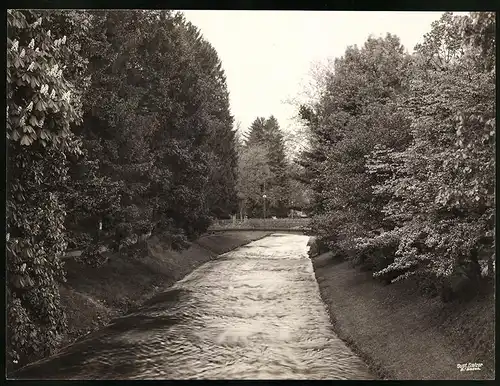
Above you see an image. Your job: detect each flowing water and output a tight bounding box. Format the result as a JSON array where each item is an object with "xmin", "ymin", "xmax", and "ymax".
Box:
[{"xmin": 14, "ymin": 234, "xmax": 374, "ymax": 380}]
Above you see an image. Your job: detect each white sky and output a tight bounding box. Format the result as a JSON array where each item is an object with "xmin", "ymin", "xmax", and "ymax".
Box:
[{"xmin": 182, "ymin": 11, "xmax": 445, "ymax": 135}]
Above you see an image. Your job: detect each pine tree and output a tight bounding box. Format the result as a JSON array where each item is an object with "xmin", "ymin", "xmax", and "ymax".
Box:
[
  {"xmin": 73, "ymin": 10, "xmax": 238, "ymax": 247},
  {"xmin": 246, "ymin": 117, "xmax": 267, "ymax": 146},
  {"xmin": 243, "ymin": 116, "xmax": 290, "ymax": 216},
  {"xmin": 264, "ymin": 116, "xmax": 290, "ymax": 216},
  {"xmin": 183, "ymin": 20, "xmax": 238, "ymax": 219}
]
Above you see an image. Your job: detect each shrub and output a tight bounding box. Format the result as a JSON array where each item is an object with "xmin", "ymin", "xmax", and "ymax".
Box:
[
  {"xmin": 78, "ymin": 244, "xmax": 108, "ymax": 267},
  {"xmin": 440, "ymin": 259, "xmax": 483, "ymax": 303},
  {"xmin": 346, "ymin": 232, "xmax": 399, "ymax": 278}
]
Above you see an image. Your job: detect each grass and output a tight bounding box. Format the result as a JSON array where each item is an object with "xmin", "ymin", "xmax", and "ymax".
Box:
[
  {"xmin": 312, "ymin": 253, "xmax": 495, "ymax": 380},
  {"xmin": 209, "ymin": 217, "xmax": 310, "ymax": 230},
  {"xmin": 196, "ymin": 231, "xmax": 272, "ymax": 254}
]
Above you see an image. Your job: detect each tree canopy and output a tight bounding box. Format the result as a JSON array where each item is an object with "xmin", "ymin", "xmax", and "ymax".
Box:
[
  {"xmin": 297, "ymin": 12, "xmax": 495, "ymax": 289},
  {"xmin": 237, "ymin": 115, "xmax": 293, "ymax": 217},
  {"xmin": 7, "ymin": 9, "xmax": 238, "ymax": 367}
]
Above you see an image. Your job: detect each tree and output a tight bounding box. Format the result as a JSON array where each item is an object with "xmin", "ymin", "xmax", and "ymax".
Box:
[
  {"xmin": 286, "ymin": 161, "xmax": 312, "ymax": 211},
  {"xmin": 139, "ymin": 11, "xmax": 222, "ymax": 243},
  {"xmin": 190, "ymin": 28, "xmax": 238, "ymax": 219},
  {"xmin": 236, "ymin": 144, "xmax": 274, "ymax": 218},
  {"xmin": 71, "ymin": 10, "xmax": 163, "ymax": 252},
  {"xmin": 462, "ymin": 12, "xmax": 495, "ymax": 72},
  {"xmin": 298, "ymin": 33, "xmax": 413, "ymax": 246},
  {"xmin": 367, "ymin": 12, "xmax": 495, "ymax": 285},
  {"xmin": 7, "ymin": 9, "xmax": 240, "ymax": 368},
  {"xmin": 285, "ymin": 58, "xmax": 333, "ymax": 159},
  {"xmin": 73, "ymin": 11, "xmax": 237, "ymax": 248},
  {"xmin": 7, "ymin": 9, "xmax": 89, "ymax": 366},
  {"xmin": 245, "ymin": 117, "xmax": 267, "ymax": 146},
  {"xmin": 263, "ymin": 116, "xmax": 290, "ymax": 216},
  {"xmin": 295, "ymin": 105, "xmax": 327, "ymax": 216},
  {"xmin": 245, "ymin": 116, "xmax": 290, "ymax": 216}
]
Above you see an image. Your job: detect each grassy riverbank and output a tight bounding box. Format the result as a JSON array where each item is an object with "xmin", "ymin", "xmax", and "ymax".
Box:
[
  {"xmin": 209, "ymin": 217, "xmax": 310, "ymax": 230},
  {"xmin": 12, "ymin": 231, "xmax": 271, "ymax": 375},
  {"xmin": 312, "ymin": 252, "xmax": 495, "ymax": 380},
  {"xmin": 61, "ymin": 231, "xmax": 271, "ymax": 346}
]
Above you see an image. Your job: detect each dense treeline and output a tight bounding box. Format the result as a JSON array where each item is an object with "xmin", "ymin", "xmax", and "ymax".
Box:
[
  {"xmin": 298, "ymin": 12, "xmax": 495, "ymax": 298},
  {"xmin": 7, "ymin": 9, "xmax": 238, "ymax": 367},
  {"xmin": 236, "ymin": 116, "xmax": 310, "ymax": 218}
]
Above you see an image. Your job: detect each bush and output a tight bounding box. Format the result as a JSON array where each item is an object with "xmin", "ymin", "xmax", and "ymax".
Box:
[
  {"xmin": 440, "ymin": 260, "xmax": 482, "ymax": 303},
  {"xmin": 412, "ymin": 271, "xmax": 442, "ymax": 298},
  {"xmin": 66, "ymin": 231, "xmax": 93, "ymax": 250},
  {"xmin": 78, "ymin": 244, "xmax": 108, "ymax": 267},
  {"xmin": 346, "ymin": 232, "xmax": 399, "ymax": 278},
  {"xmin": 307, "ymin": 236, "xmax": 331, "ymax": 258}
]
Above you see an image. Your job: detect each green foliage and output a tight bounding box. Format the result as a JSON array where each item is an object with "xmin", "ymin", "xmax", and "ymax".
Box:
[
  {"xmin": 71, "ymin": 10, "xmax": 237, "ymax": 247},
  {"xmin": 348, "ymin": 232, "xmax": 399, "ymax": 274},
  {"xmin": 7, "ymin": 10, "xmax": 84, "ymax": 148},
  {"xmin": 7, "ymin": 9, "xmax": 88, "ymax": 366},
  {"xmin": 7, "ymin": 9, "xmax": 238, "ymax": 369},
  {"xmin": 240, "ymin": 116, "xmax": 291, "ymax": 217},
  {"xmin": 299, "ymin": 12, "xmax": 495, "ymax": 299},
  {"xmin": 73, "ymin": 10, "xmax": 164, "ymax": 249},
  {"xmin": 79, "ymin": 244, "xmax": 108, "ymax": 267},
  {"xmin": 367, "ymin": 12, "xmax": 495, "ymax": 285},
  {"xmin": 286, "ymin": 161, "xmax": 312, "ymax": 211},
  {"xmin": 299, "ymin": 33, "xmax": 412, "ymax": 245},
  {"xmin": 237, "ymin": 143, "xmax": 274, "ymax": 217},
  {"xmin": 191, "ymin": 27, "xmax": 238, "ymax": 219}
]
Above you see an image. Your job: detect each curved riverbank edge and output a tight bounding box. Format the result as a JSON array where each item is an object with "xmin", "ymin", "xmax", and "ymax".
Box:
[
  {"xmin": 312, "ymin": 252, "xmax": 495, "ymax": 380},
  {"xmin": 10, "ymin": 231, "xmax": 272, "ymax": 376}
]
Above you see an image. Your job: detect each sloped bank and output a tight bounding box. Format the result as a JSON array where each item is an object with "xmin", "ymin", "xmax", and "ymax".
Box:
[
  {"xmin": 312, "ymin": 252, "xmax": 494, "ymax": 380},
  {"xmin": 55, "ymin": 231, "xmax": 271, "ymax": 365}
]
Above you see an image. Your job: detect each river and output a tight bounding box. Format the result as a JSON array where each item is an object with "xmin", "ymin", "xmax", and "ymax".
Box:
[{"xmin": 13, "ymin": 233, "xmax": 374, "ymax": 380}]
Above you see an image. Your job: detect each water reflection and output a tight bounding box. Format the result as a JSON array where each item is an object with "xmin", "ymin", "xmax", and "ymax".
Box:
[{"xmin": 13, "ymin": 234, "xmax": 374, "ymax": 380}]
